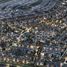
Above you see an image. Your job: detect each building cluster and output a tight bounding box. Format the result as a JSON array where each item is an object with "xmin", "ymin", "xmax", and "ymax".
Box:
[{"xmin": 0, "ymin": 16, "xmax": 67, "ymax": 67}]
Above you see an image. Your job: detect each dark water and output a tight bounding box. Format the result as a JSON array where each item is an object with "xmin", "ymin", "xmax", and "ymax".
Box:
[
  {"xmin": 0, "ymin": 0, "xmax": 58, "ymax": 19},
  {"xmin": 0, "ymin": 0, "xmax": 57, "ymax": 11},
  {"xmin": 0, "ymin": 0, "xmax": 66, "ymax": 20},
  {"xmin": 0, "ymin": 0, "xmax": 10, "ymax": 3},
  {"xmin": 2, "ymin": 0, "xmax": 67, "ymax": 20}
]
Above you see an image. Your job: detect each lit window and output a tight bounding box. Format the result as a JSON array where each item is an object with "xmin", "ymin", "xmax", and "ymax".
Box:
[
  {"xmin": 41, "ymin": 53, "xmax": 44, "ymax": 56},
  {"xmin": 30, "ymin": 45, "xmax": 34, "ymax": 49},
  {"xmin": 22, "ymin": 60, "xmax": 25, "ymax": 63}
]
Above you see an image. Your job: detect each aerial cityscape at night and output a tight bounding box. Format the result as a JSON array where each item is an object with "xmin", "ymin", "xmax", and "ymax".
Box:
[{"xmin": 0, "ymin": 0, "xmax": 67, "ymax": 67}]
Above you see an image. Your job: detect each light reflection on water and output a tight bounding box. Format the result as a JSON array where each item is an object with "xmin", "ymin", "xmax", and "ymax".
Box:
[
  {"xmin": 0, "ymin": 0, "xmax": 58, "ymax": 19},
  {"xmin": 0, "ymin": 0, "xmax": 10, "ymax": 3}
]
